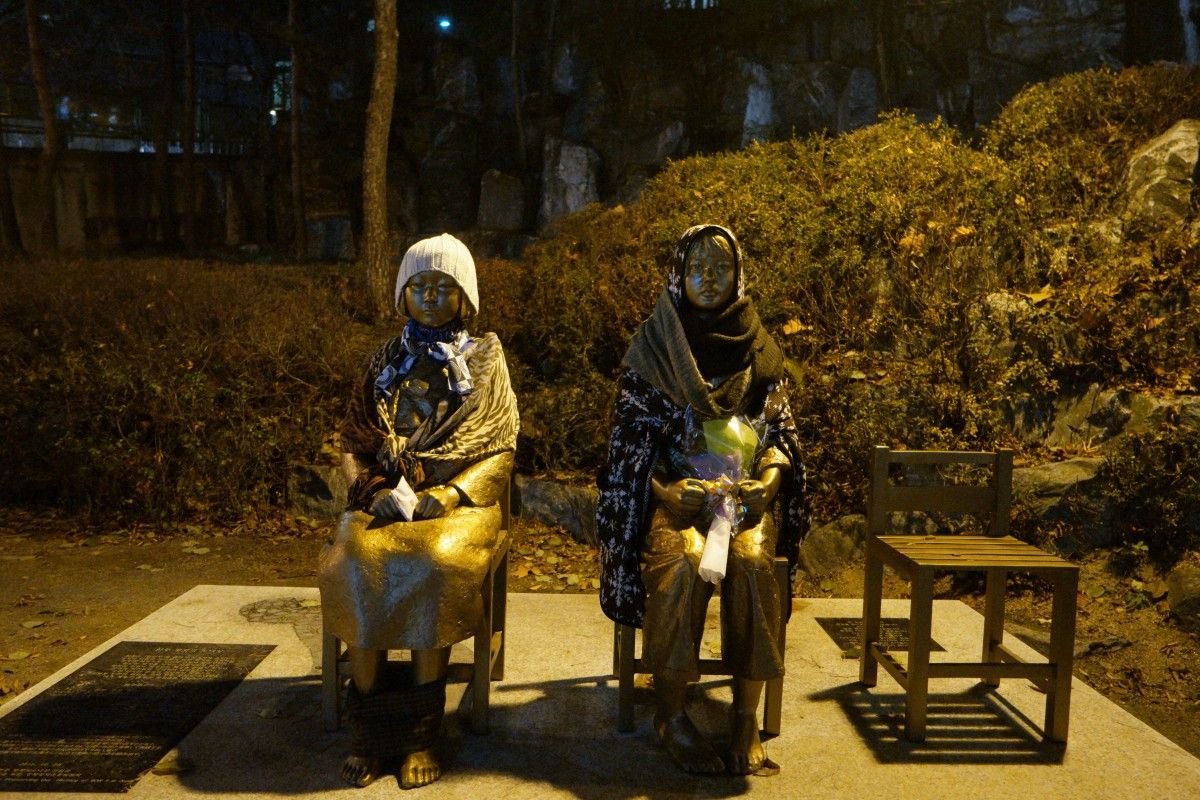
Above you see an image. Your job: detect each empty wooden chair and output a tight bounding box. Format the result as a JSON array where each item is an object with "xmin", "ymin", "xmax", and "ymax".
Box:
[
  {"xmin": 613, "ymin": 556, "xmax": 791, "ymax": 735},
  {"xmin": 859, "ymin": 446, "xmax": 1079, "ymax": 743}
]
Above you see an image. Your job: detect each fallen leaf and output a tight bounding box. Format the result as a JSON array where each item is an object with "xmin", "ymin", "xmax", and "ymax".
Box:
[
  {"xmin": 136, "ymin": 564, "xmax": 155, "ymax": 571},
  {"xmin": 5, "ymin": 651, "xmax": 30, "ymax": 661},
  {"xmin": 848, "ymin": 370, "xmax": 867, "ymax": 381},
  {"xmin": 21, "ymin": 620, "xmax": 44, "ymax": 629},
  {"xmin": 566, "ymin": 574, "xmax": 581, "ymax": 586},
  {"xmin": 1017, "ymin": 284, "xmax": 1054, "ymax": 305},
  {"xmin": 299, "ymin": 598, "xmax": 320, "ymax": 608}
]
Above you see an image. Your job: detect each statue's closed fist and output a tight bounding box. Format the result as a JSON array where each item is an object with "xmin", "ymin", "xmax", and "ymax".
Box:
[
  {"xmin": 736, "ymin": 479, "xmax": 767, "ymax": 520},
  {"xmin": 660, "ymin": 478, "xmax": 707, "ymax": 519}
]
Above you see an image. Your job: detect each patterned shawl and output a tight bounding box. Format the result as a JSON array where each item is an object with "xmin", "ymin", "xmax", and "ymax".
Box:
[
  {"xmin": 340, "ymin": 330, "xmax": 519, "ymax": 509},
  {"xmin": 595, "ymin": 225, "xmax": 811, "ymax": 627}
]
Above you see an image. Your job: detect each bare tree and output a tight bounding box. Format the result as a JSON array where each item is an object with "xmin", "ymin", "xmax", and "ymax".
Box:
[
  {"xmin": 289, "ymin": 0, "xmax": 306, "ymax": 260},
  {"xmin": 152, "ymin": 8, "xmax": 178, "ymax": 246},
  {"xmin": 511, "ymin": 0, "xmax": 526, "ymax": 170},
  {"xmin": 181, "ymin": 0, "xmax": 197, "ymax": 252},
  {"xmin": 363, "ymin": 0, "xmax": 397, "ymax": 318},
  {"xmin": 24, "ymin": 0, "xmax": 61, "ymax": 252}
]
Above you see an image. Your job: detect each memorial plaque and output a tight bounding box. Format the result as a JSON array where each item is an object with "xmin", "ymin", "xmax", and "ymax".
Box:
[
  {"xmin": 0, "ymin": 641, "xmax": 274, "ymax": 793},
  {"xmin": 815, "ymin": 617, "xmax": 944, "ymax": 654}
]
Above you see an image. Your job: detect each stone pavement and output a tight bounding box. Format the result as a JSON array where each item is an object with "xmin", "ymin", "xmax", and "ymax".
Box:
[{"xmin": 2, "ymin": 586, "xmax": 1198, "ymax": 799}]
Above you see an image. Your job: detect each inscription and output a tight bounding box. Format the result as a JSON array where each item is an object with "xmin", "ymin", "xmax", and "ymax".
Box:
[{"xmin": 0, "ymin": 641, "xmax": 274, "ymax": 793}]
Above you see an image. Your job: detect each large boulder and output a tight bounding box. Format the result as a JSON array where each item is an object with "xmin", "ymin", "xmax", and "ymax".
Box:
[
  {"xmin": 985, "ymin": 0, "xmax": 1124, "ymax": 67},
  {"xmin": 434, "ymin": 52, "xmax": 482, "ymax": 118},
  {"xmin": 717, "ymin": 58, "xmax": 774, "ymax": 147},
  {"xmin": 836, "ymin": 67, "xmax": 879, "ymax": 133},
  {"xmin": 1167, "ymin": 562, "xmax": 1200, "ymax": 631},
  {"xmin": 513, "ymin": 475, "xmax": 598, "ymax": 545},
  {"xmin": 287, "ymin": 438, "xmax": 348, "ymax": 519},
  {"xmin": 1012, "ymin": 457, "xmax": 1111, "ymax": 549},
  {"xmin": 539, "ymin": 137, "xmax": 600, "ymax": 227},
  {"xmin": 799, "ymin": 515, "xmax": 867, "ymax": 577},
  {"xmin": 418, "ymin": 118, "xmax": 480, "ymax": 231},
  {"xmin": 1122, "ymin": 119, "xmax": 1200, "ymax": 226},
  {"xmin": 477, "ymin": 170, "xmax": 525, "ymax": 232},
  {"xmin": 1045, "ymin": 386, "xmax": 1200, "ymax": 449},
  {"xmin": 771, "ymin": 62, "xmax": 839, "ymax": 136}
]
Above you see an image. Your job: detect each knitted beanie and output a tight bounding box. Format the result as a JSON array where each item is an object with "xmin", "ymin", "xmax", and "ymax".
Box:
[{"xmin": 393, "ymin": 233, "xmax": 479, "ymax": 317}]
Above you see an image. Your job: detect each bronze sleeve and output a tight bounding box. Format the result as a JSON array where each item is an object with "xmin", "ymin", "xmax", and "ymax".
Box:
[{"xmin": 449, "ymin": 451, "xmax": 514, "ymax": 508}]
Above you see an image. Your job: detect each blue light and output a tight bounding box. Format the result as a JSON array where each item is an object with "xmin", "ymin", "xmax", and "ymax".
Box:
[{"xmin": 437, "ymin": 17, "xmax": 451, "ymax": 30}]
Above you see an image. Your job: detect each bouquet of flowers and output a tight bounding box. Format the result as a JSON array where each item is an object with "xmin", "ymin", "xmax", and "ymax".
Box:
[{"xmin": 668, "ymin": 414, "xmax": 765, "ymax": 583}]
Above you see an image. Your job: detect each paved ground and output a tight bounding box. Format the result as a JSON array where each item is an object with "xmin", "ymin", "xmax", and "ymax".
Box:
[{"xmin": 1, "ymin": 587, "xmax": 1197, "ymax": 799}]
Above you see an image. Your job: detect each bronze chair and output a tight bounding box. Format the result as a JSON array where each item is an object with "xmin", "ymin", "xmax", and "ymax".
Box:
[
  {"xmin": 613, "ymin": 556, "xmax": 791, "ymax": 734},
  {"xmin": 321, "ymin": 486, "xmax": 510, "ymax": 735},
  {"xmin": 859, "ymin": 446, "xmax": 1079, "ymax": 743}
]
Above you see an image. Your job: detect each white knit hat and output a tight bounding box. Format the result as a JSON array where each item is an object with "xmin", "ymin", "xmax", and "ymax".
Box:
[{"xmin": 394, "ymin": 233, "xmax": 479, "ymax": 318}]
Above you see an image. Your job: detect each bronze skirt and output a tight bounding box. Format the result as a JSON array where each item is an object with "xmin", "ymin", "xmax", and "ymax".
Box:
[
  {"xmin": 640, "ymin": 505, "xmax": 783, "ymax": 682},
  {"xmin": 319, "ymin": 506, "xmax": 501, "ymax": 651}
]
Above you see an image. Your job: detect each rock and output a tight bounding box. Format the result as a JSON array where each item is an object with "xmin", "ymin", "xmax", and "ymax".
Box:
[
  {"xmin": 477, "ymin": 170, "xmax": 525, "ymax": 231},
  {"xmin": 1012, "ymin": 457, "xmax": 1110, "ymax": 548},
  {"xmin": 287, "ymin": 462, "xmax": 347, "ymax": 520},
  {"xmin": 986, "ymin": 0, "xmax": 1123, "ymax": 66},
  {"xmin": 1074, "ymin": 636, "xmax": 1132, "ymax": 659},
  {"xmin": 434, "ymin": 52, "xmax": 482, "ymax": 118},
  {"xmin": 1122, "ymin": 119, "xmax": 1200, "ymax": 226},
  {"xmin": 419, "ymin": 118, "xmax": 480, "ymax": 231},
  {"xmin": 562, "ymin": 76, "xmax": 609, "ymax": 142},
  {"xmin": 538, "ymin": 136, "xmax": 600, "ymax": 227},
  {"xmin": 552, "ymin": 41, "xmax": 583, "ymax": 96},
  {"xmin": 770, "ymin": 63, "xmax": 839, "ymax": 136},
  {"xmin": 717, "ymin": 58, "xmax": 774, "ymax": 147},
  {"xmin": 1045, "ymin": 386, "xmax": 1200, "ymax": 448},
  {"xmin": 305, "ymin": 215, "xmax": 355, "ymax": 260},
  {"xmin": 1167, "ymin": 563, "xmax": 1200, "ymax": 631},
  {"xmin": 513, "ymin": 475, "xmax": 598, "ymax": 545},
  {"xmin": 740, "ymin": 61, "xmax": 774, "ymax": 146},
  {"xmin": 836, "ymin": 67, "xmax": 879, "ymax": 133},
  {"xmin": 830, "ymin": 14, "xmax": 874, "ymax": 62},
  {"xmin": 799, "ymin": 515, "xmax": 867, "ymax": 577},
  {"xmin": 623, "ymin": 121, "xmax": 685, "ymax": 168},
  {"xmin": 968, "ymin": 48, "xmax": 1044, "ymax": 126}
]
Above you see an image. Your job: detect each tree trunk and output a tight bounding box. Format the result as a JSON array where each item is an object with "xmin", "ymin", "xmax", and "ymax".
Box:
[
  {"xmin": 872, "ymin": 0, "xmax": 895, "ymax": 109},
  {"xmin": 511, "ymin": 0, "xmax": 526, "ymax": 170},
  {"xmin": 181, "ymin": 0, "xmax": 197, "ymax": 253},
  {"xmin": 25, "ymin": 0, "xmax": 61, "ymax": 252},
  {"xmin": 363, "ymin": 0, "xmax": 398, "ymax": 318},
  {"xmin": 152, "ymin": 13, "xmax": 178, "ymax": 246},
  {"xmin": 289, "ymin": 0, "xmax": 306, "ymax": 260},
  {"xmin": 0, "ymin": 121, "xmax": 25, "ymax": 257}
]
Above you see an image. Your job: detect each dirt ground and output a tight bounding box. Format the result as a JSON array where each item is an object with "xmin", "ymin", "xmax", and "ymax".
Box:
[{"xmin": 2, "ymin": 507, "xmax": 1198, "ymax": 760}]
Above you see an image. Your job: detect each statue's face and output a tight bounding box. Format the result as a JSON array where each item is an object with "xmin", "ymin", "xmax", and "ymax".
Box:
[
  {"xmin": 683, "ymin": 234, "xmax": 735, "ymax": 312},
  {"xmin": 403, "ymin": 270, "xmax": 462, "ymax": 328}
]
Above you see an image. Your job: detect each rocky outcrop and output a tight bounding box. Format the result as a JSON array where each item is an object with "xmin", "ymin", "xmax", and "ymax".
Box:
[
  {"xmin": 513, "ymin": 475, "xmax": 598, "ymax": 545},
  {"xmin": 837, "ymin": 67, "xmax": 879, "ymax": 134},
  {"xmin": 1167, "ymin": 563, "xmax": 1200, "ymax": 631},
  {"xmin": 1012, "ymin": 457, "xmax": 1111, "ymax": 550},
  {"xmin": 477, "ymin": 170, "xmax": 525, "ymax": 231},
  {"xmin": 1122, "ymin": 118, "xmax": 1200, "ymax": 226},
  {"xmin": 539, "ymin": 137, "xmax": 600, "ymax": 227},
  {"xmin": 287, "ymin": 438, "xmax": 348, "ymax": 519},
  {"xmin": 798, "ymin": 514, "xmax": 867, "ymax": 577}
]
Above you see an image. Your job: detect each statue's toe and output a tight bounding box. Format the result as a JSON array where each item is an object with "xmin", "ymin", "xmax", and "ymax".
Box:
[
  {"xmin": 340, "ymin": 755, "xmax": 380, "ymax": 788},
  {"xmin": 656, "ymin": 712, "xmax": 724, "ymax": 775},
  {"xmin": 400, "ymin": 749, "xmax": 442, "ymax": 789}
]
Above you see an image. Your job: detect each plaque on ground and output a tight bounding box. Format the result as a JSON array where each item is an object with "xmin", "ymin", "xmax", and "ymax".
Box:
[
  {"xmin": 815, "ymin": 617, "xmax": 945, "ymax": 653},
  {"xmin": 0, "ymin": 641, "xmax": 274, "ymax": 793}
]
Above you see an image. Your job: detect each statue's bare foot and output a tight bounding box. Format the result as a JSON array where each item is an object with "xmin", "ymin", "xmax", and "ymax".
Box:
[
  {"xmin": 399, "ymin": 749, "xmax": 441, "ymax": 789},
  {"xmin": 655, "ymin": 712, "xmax": 725, "ymax": 774},
  {"xmin": 340, "ymin": 755, "xmax": 381, "ymax": 787},
  {"xmin": 727, "ymin": 710, "xmax": 766, "ymax": 775}
]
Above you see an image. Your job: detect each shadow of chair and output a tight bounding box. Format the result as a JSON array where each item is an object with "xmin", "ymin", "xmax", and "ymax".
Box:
[
  {"xmin": 612, "ymin": 556, "xmax": 791, "ymax": 735},
  {"xmin": 859, "ymin": 446, "xmax": 1079, "ymax": 744},
  {"xmin": 321, "ymin": 484, "xmax": 511, "ymax": 735}
]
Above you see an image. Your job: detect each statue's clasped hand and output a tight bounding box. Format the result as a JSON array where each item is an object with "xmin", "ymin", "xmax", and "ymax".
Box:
[{"xmin": 413, "ymin": 485, "xmax": 460, "ymax": 520}]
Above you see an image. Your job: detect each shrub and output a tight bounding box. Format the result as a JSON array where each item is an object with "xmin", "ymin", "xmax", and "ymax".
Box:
[{"xmin": 0, "ymin": 258, "xmax": 374, "ymax": 521}]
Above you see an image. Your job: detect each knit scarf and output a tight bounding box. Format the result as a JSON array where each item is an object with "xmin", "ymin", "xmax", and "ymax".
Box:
[{"xmin": 375, "ymin": 319, "xmax": 474, "ymax": 399}]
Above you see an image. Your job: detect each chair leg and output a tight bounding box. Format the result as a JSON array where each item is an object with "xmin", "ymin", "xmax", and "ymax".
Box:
[
  {"xmin": 617, "ymin": 624, "xmax": 636, "ymax": 733},
  {"xmin": 612, "ymin": 623, "xmax": 621, "ymax": 678},
  {"xmin": 492, "ymin": 547, "xmax": 508, "ymax": 681},
  {"xmin": 471, "ymin": 572, "xmax": 494, "ymax": 735},
  {"xmin": 322, "ymin": 628, "xmax": 341, "ymax": 732},
  {"xmin": 982, "ymin": 569, "xmax": 1006, "ymax": 688},
  {"xmin": 1045, "ymin": 569, "xmax": 1079, "ymax": 743},
  {"xmin": 763, "ymin": 558, "xmax": 788, "ymax": 737},
  {"xmin": 860, "ymin": 547, "xmax": 884, "ymax": 687},
  {"xmin": 904, "ymin": 570, "xmax": 934, "ymax": 743}
]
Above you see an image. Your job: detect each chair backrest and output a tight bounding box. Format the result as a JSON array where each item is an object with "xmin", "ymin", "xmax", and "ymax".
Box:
[{"xmin": 867, "ymin": 446, "xmax": 1013, "ymax": 537}]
